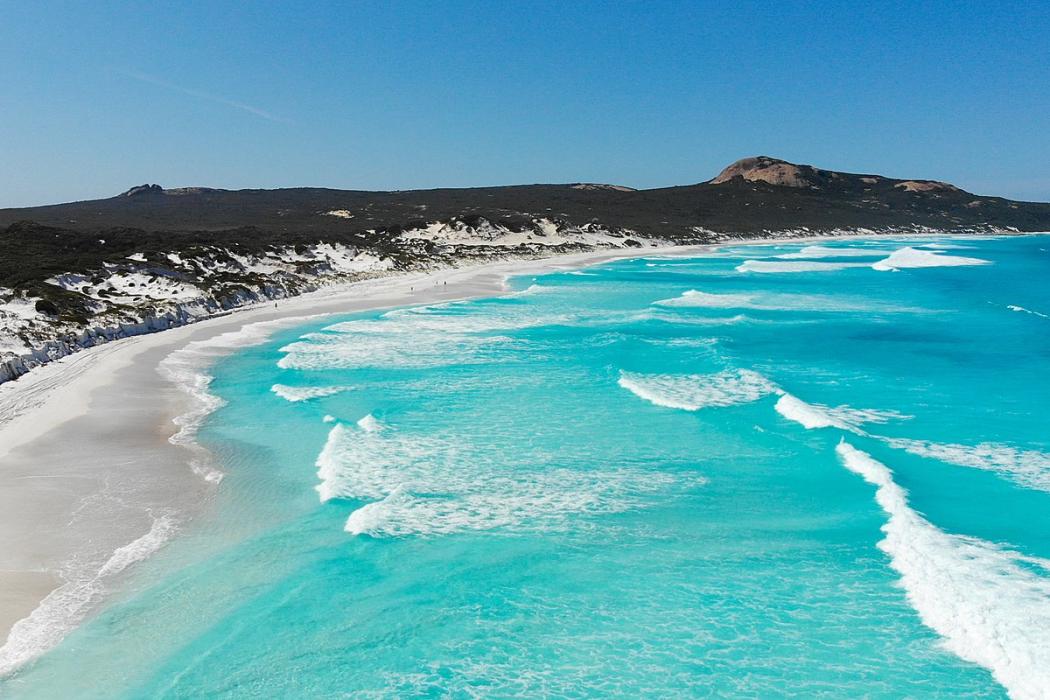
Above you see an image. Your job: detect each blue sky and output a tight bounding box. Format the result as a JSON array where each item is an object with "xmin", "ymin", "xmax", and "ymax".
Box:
[{"xmin": 2, "ymin": 1, "xmax": 1048, "ymax": 207}]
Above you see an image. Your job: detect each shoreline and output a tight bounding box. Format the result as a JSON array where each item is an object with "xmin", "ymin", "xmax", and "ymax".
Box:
[
  {"xmin": 0, "ymin": 232, "xmax": 1020, "ymax": 677},
  {"xmin": 0, "ymin": 243, "xmax": 719, "ymax": 676}
]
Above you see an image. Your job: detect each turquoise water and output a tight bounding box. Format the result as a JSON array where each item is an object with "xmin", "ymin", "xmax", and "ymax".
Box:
[{"xmin": 4, "ymin": 236, "xmax": 1050, "ymax": 697}]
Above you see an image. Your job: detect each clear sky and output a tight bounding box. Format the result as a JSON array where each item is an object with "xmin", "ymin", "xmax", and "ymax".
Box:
[{"xmin": 2, "ymin": 1, "xmax": 1048, "ymax": 207}]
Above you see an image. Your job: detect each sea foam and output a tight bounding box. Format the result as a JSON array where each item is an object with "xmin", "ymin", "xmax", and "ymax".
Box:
[
  {"xmin": 774, "ymin": 394, "xmax": 908, "ymax": 433},
  {"xmin": 735, "ymin": 260, "xmax": 870, "ymax": 273},
  {"xmin": 836, "ymin": 441, "xmax": 1050, "ymax": 700},
  {"xmin": 315, "ymin": 420, "xmax": 696, "ymax": 537},
  {"xmin": 652, "ymin": 289, "xmax": 921, "ymax": 314},
  {"xmin": 775, "ymin": 245, "xmax": 888, "ymax": 259},
  {"xmin": 1007, "ymin": 304, "xmax": 1049, "ymax": 319},
  {"xmin": 884, "ymin": 438, "xmax": 1050, "ymax": 493},
  {"xmin": 276, "ymin": 304, "xmax": 564, "ymax": 371},
  {"xmin": 270, "ymin": 384, "xmax": 352, "ymax": 402},
  {"xmin": 160, "ymin": 315, "xmax": 323, "ymax": 483},
  {"xmin": 871, "ymin": 247, "xmax": 990, "ymax": 271},
  {"xmin": 618, "ymin": 369, "xmax": 778, "ymax": 411},
  {"xmin": 0, "ymin": 512, "xmax": 177, "ymax": 677}
]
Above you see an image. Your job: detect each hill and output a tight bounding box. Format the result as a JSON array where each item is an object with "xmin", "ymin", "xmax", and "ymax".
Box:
[{"xmin": 2, "ymin": 156, "xmax": 1048, "ymax": 383}]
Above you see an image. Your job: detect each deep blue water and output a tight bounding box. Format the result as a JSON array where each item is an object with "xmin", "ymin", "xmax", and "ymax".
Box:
[{"xmin": 4, "ymin": 236, "xmax": 1050, "ymax": 698}]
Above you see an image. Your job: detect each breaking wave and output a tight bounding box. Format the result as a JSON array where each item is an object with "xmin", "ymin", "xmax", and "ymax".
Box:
[
  {"xmin": 836, "ymin": 441, "xmax": 1050, "ymax": 699},
  {"xmin": 356, "ymin": 413, "xmax": 386, "ymax": 433},
  {"xmin": 315, "ymin": 420, "xmax": 696, "ymax": 537},
  {"xmin": 774, "ymin": 394, "xmax": 910, "ymax": 433},
  {"xmin": 735, "ymin": 260, "xmax": 869, "ymax": 273},
  {"xmin": 1007, "ymin": 305, "xmax": 1048, "ymax": 319},
  {"xmin": 0, "ymin": 512, "xmax": 177, "ymax": 677},
  {"xmin": 883, "ymin": 438, "xmax": 1050, "ymax": 493},
  {"xmin": 775, "ymin": 245, "xmax": 888, "ymax": 259},
  {"xmin": 617, "ymin": 369, "xmax": 777, "ymax": 411},
  {"xmin": 652, "ymin": 289, "xmax": 922, "ymax": 313},
  {"xmin": 277, "ymin": 304, "xmax": 566, "ymax": 371},
  {"xmin": 872, "ymin": 247, "xmax": 991, "ymax": 271},
  {"xmin": 270, "ymin": 384, "xmax": 353, "ymax": 402},
  {"xmin": 653, "ymin": 290, "xmax": 759, "ymax": 308},
  {"xmin": 160, "ymin": 315, "xmax": 323, "ymax": 482}
]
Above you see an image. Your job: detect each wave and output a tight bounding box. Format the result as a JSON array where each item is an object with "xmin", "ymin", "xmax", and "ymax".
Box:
[
  {"xmin": 774, "ymin": 394, "xmax": 909, "ymax": 432},
  {"xmin": 277, "ymin": 304, "xmax": 566, "ymax": 371},
  {"xmin": 356, "ymin": 413, "xmax": 385, "ymax": 433},
  {"xmin": 344, "ymin": 484, "xmax": 408, "ymax": 535},
  {"xmin": 835, "ymin": 441, "xmax": 1050, "ymax": 699},
  {"xmin": 639, "ymin": 337, "xmax": 720, "ymax": 350},
  {"xmin": 918, "ymin": 242, "xmax": 975, "ymax": 250},
  {"xmin": 776, "ymin": 245, "xmax": 888, "ymax": 259},
  {"xmin": 270, "ymin": 384, "xmax": 353, "ymax": 402},
  {"xmin": 512, "ymin": 283, "xmax": 556, "ymax": 296},
  {"xmin": 883, "ymin": 438, "xmax": 1050, "ymax": 493},
  {"xmin": 160, "ymin": 315, "xmax": 322, "ymax": 483},
  {"xmin": 872, "ymin": 247, "xmax": 991, "ymax": 271},
  {"xmin": 618, "ymin": 369, "xmax": 777, "ymax": 411},
  {"xmin": 317, "ymin": 420, "xmax": 697, "ymax": 537},
  {"xmin": 1007, "ymin": 305, "xmax": 1049, "ymax": 319},
  {"xmin": 0, "ymin": 512, "xmax": 177, "ymax": 677},
  {"xmin": 653, "ymin": 290, "xmax": 757, "ymax": 308},
  {"xmin": 643, "ymin": 310, "xmax": 752, "ymax": 326},
  {"xmin": 735, "ymin": 260, "xmax": 869, "ymax": 273},
  {"xmin": 652, "ymin": 289, "xmax": 924, "ymax": 314}
]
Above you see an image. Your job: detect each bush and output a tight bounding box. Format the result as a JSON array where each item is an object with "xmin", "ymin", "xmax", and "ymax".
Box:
[{"xmin": 35, "ymin": 299, "xmax": 59, "ymax": 315}]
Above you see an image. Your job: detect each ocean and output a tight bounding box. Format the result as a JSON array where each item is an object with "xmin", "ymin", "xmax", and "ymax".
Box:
[{"xmin": 3, "ymin": 235, "xmax": 1049, "ymax": 698}]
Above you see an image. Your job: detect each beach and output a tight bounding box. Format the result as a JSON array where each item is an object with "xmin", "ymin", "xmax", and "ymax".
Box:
[
  {"xmin": 3, "ymin": 233, "xmax": 1046, "ymax": 698},
  {"xmin": 0, "ymin": 244, "xmax": 712, "ymax": 672}
]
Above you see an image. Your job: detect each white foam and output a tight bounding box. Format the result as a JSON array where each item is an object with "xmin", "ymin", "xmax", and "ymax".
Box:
[
  {"xmin": 317, "ymin": 421, "xmax": 696, "ymax": 537},
  {"xmin": 776, "ymin": 245, "xmax": 888, "ymax": 259},
  {"xmin": 322, "ymin": 414, "xmax": 336, "ymax": 423},
  {"xmin": 884, "ymin": 438, "xmax": 1050, "ymax": 493},
  {"xmin": 1007, "ymin": 305, "xmax": 1049, "ymax": 319},
  {"xmin": 356, "ymin": 413, "xmax": 385, "ymax": 433},
  {"xmin": 652, "ymin": 289, "xmax": 921, "ymax": 314},
  {"xmin": 640, "ymin": 337, "xmax": 720, "ymax": 350},
  {"xmin": 344, "ymin": 484, "xmax": 407, "ymax": 535},
  {"xmin": 618, "ymin": 369, "xmax": 778, "ymax": 411},
  {"xmin": 0, "ymin": 512, "xmax": 177, "ymax": 677},
  {"xmin": 270, "ymin": 384, "xmax": 352, "ymax": 402},
  {"xmin": 277, "ymin": 304, "xmax": 559, "ymax": 371},
  {"xmin": 774, "ymin": 394, "xmax": 909, "ymax": 433},
  {"xmin": 918, "ymin": 242, "xmax": 975, "ymax": 250},
  {"xmin": 835, "ymin": 441, "xmax": 1050, "ymax": 700},
  {"xmin": 159, "ymin": 316, "xmax": 321, "ymax": 482},
  {"xmin": 512, "ymin": 283, "xmax": 554, "ymax": 296},
  {"xmin": 735, "ymin": 260, "xmax": 869, "ymax": 273},
  {"xmin": 653, "ymin": 290, "xmax": 758, "ymax": 308},
  {"xmin": 872, "ymin": 247, "xmax": 991, "ymax": 271}
]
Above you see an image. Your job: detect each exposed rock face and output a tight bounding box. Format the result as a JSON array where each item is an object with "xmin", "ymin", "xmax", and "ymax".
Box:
[
  {"xmin": 570, "ymin": 183, "xmax": 637, "ymax": 192},
  {"xmin": 120, "ymin": 184, "xmax": 163, "ymax": 197},
  {"xmin": 710, "ymin": 156, "xmax": 818, "ymax": 188},
  {"xmin": 895, "ymin": 180, "xmax": 961, "ymax": 193}
]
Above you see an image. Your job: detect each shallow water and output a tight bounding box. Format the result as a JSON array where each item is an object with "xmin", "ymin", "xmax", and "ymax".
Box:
[{"xmin": 4, "ymin": 236, "xmax": 1049, "ymax": 698}]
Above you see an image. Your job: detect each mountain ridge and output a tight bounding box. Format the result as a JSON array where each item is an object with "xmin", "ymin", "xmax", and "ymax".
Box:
[
  {"xmin": 4, "ymin": 156, "xmax": 1048, "ymax": 240},
  {"xmin": 2, "ymin": 155, "xmax": 1048, "ymax": 385}
]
